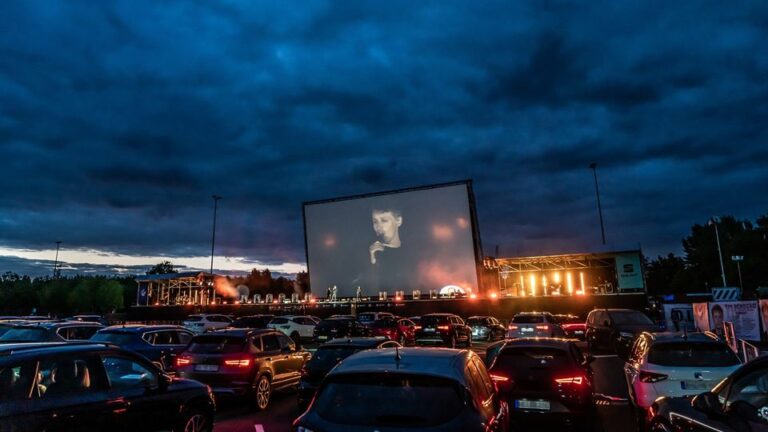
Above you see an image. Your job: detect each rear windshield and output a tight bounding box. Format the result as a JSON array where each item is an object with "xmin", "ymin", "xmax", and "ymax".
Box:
[
  {"xmin": 609, "ymin": 311, "xmax": 653, "ymax": 325},
  {"xmin": 270, "ymin": 318, "xmax": 289, "ymax": 324},
  {"xmin": 647, "ymin": 342, "xmax": 741, "ymax": 367},
  {"xmin": 420, "ymin": 316, "xmax": 450, "ymax": 326},
  {"xmin": 372, "ymin": 319, "xmax": 397, "ymax": 328},
  {"xmin": 185, "ymin": 316, "xmax": 203, "ymax": 322},
  {"xmin": 315, "ymin": 373, "xmax": 464, "ymax": 427},
  {"xmin": 467, "ymin": 318, "xmax": 487, "ymax": 325},
  {"xmin": 553, "ymin": 315, "xmax": 582, "ymax": 324},
  {"xmin": 512, "ymin": 315, "xmax": 544, "ymax": 324},
  {"xmin": 0, "ymin": 327, "xmax": 47, "ymax": 341},
  {"xmin": 187, "ymin": 336, "xmax": 245, "ymax": 354},
  {"xmin": 318, "ymin": 319, "xmax": 353, "ymax": 329},
  {"xmin": 496, "ymin": 347, "xmax": 572, "ymax": 370},
  {"xmin": 231, "ymin": 317, "xmax": 271, "ymax": 328},
  {"xmin": 310, "ymin": 346, "xmax": 361, "ymax": 368},
  {"xmin": 358, "ymin": 314, "xmax": 376, "ymax": 322},
  {"xmin": 91, "ymin": 332, "xmax": 135, "ymax": 345}
]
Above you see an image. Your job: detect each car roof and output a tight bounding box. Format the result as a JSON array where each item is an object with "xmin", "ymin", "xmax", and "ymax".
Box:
[
  {"xmin": 329, "ymin": 347, "xmax": 471, "ymax": 385},
  {"xmin": 421, "ymin": 313, "xmax": 456, "ymax": 317},
  {"xmin": 196, "ymin": 328, "xmax": 277, "ymax": 338},
  {"xmin": 514, "ymin": 311, "xmax": 551, "ymax": 316},
  {"xmin": 643, "ymin": 331, "xmax": 720, "ymax": 343},
  {"xmin": 320, "ymin": 337, "xmax": 390, "ymax": 347},
  {"xmin": 501, "ymin": 337, "xmax": 577, "ymax": 348},
  {"xmin": 467, "ymin": 316, "xmax": 491, "ymax": 319},
  {"xmin": 98, "ymin": 324, "xmax": 188, "ymax": 333},
  {"xmin": 10, "ymin": 321, "xmax": 103, "ymax": 329},
  {"xmin": 0, "ymin": 342, "xmax": 118, "ymax": 359}
]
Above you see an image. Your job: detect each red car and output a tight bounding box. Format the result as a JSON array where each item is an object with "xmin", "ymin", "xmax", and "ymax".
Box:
[
  {"xmin": 370, "ymin": 317, "xmax": 417, "ymax": 346},
  {"xmin": 553, "ymin": 314, "xmax": 586, "ymax": 340}
]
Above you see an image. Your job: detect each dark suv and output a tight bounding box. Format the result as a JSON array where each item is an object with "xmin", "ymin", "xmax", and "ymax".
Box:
[
  {"xmin": 0, "ymin": 342, "xmax": 215, "ymax": 432},
  {"xmin": 313, "ymin": 317, "xmax": 371, "ymax": 342},
  {"xmin": 91, "ymin": 325, "xmax": 194, "ymax": 370},
  {"xmin": 415, "ymin": 313, "xmax": 472, "ymax": 348},
  {"xmin": 585, "ymin": 309, "xmax": 661, "ymax": 355},
  {"xmin": 0, "ymin": 321, "xmax": 104, "ymax": 343},
  {"xmin": 175, "ymin": 329, "xmax": 310, "ymax": 410}
]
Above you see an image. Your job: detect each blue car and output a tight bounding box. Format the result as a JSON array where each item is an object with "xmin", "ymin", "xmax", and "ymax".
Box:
[{"xmin": 91, "ymin": 325, "xmax": 194, "ymax": 370}]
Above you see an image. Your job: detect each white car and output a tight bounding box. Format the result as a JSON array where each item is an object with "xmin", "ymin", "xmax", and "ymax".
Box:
[
  {"xmin": 624, "ymin": 332, "xmax": 742, "ymax": 410},
  {"xmin": 182, "ymin": 314, "xmax": 232, "ymax": 334},
  {"xmin": 506, "ymin": 312, "xmax": 564, "ymax": 338},
  {"xmin": 267, "ymin": 315, "xmax": 317, "ymax": 343}
]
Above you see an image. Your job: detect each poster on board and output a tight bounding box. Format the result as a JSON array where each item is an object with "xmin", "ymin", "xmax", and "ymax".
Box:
[
  {"xmin": 693, "ymin": 303, "xmax": 710, "ymax": 333},
  {"xmin": 708, "ymin": 301, "xmax": 760, "ymax": 341}
]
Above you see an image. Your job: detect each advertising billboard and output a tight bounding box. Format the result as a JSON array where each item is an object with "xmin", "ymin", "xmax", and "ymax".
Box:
[
  {"xmin": 303, "ymin": 181, "xmax": 482, "ymax": 297},
  {"xmin": 614, "ymin": 252, "xmax": 644, "ymax": 291},
  {"xmin": 708, "ymin": 301, "xmax": 760, "ymax": 341}
]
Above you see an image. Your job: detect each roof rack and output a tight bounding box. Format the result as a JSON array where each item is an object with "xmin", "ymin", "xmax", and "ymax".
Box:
[{"xmin": 0, "ymin": 341, "xmax": 119, "ymax": 357}]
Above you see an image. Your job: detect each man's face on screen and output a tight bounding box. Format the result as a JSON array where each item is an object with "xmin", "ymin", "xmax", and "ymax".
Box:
[{"xmin": 372, "ymin": 210, "xmax": 402, "ymax": 244}]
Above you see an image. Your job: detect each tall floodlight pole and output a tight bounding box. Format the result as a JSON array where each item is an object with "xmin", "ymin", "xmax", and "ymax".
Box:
[
  {"xmin": 589, "ymin": 163, "xmax": 606, "ymax": 245},
  {"xmin": 53, "ymin": 241, "xmax": 62, "ymax": 278},
  {"xmin": 731, "ymin": 255, "xmax": 744, "ymax": 290},
  {"xmin": 709, "ymin": 218, "xmax": 728, "ymax": 287},
  {"xmin": 210, "ymin": 195, "xmax": 222, "ymax": 303}
]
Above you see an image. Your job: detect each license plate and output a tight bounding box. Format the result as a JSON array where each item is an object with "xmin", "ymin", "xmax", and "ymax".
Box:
[
  {"xmin": 317, "ymin": 335, "xmax": 327, "ymax": 340},
  {"xmin": 574, "ymin": 330, "xmax": 584, "ymax": 334},
  {"xmin": 681, "ymin": 381, "xmax": 709, "ymax": 390},
  {"xmin": 515, "ymin": 399, "xmax": 550, "ymax": 411},
  {"xmin": 424, "ymin": 328, "xmax": 435, "ymax": 333},
  {"xmin": 521, "ymin": 327, "xmax": 533, "ymax": 333},
  {"xmin": 194, "ymin": 364, "xmax": 219, "ymax": 372}
]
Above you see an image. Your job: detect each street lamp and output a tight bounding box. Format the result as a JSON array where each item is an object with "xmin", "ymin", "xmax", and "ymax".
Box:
[
  {"xmin": 708, "ymin": 217, "xmax": 728, "ymax": 287},
  {"xmin": 589, "ymin": 162, "xmax": 606, "ymax": 245},
  {"xmin": 731, "ymin": 255, "xmax": 744, "ymax": 290},
  {"xmin": 53, "ymin": 241, "xmax": 62, "ymax": 278},
  {"xmin": 210, "ymin": 195, "xmax": 222, "ymax": 303}
]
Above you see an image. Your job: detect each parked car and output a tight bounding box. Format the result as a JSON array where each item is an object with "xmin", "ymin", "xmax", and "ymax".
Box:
[
  {"xmin": 67, "ymin": 314, "xmax": 110, "ymax": 326},
  {"xmin": 625, "ymin": 332, "xmax": 741, "ymax": 416},
  {"xmin": 293, "ymin": 347, "xmax": 509, "ymax": 431},
  {"xmin": 649, "ymin": 355, "xmax": 768, "ymax": 432},
  {"xmin": 267, "ymin": 315, "xmax": 318, "ymax": 345},
  {"xmin": 176, "ymin": 329, "xmax": 310, "ymax": 410},
  {"xmin": 409, "ymin": 316, "xmax": 421, "ymax": 327},
  {"xmin": 0, "ymin": 342, "xmax": 216, "ymax": 432},
  {"xmin": 357, "ymin": 311, "xmax": 395, "ymax": 327},
  {"xmin": 586, "ymin": 308, "xmax": 661, "ymax": 354},
  {"xmin": 369, "ymin": 317, "xmax": 416, "ymax": 345},
  {"xmin": 488, "ymin": 338, "xmax": 595, "ymax": 429},
  {"xmin": 182, "ymin": 314, "xmax": 233, "ymax": 334},
  {"xmin": 313, "ymin": 317, "xmax": 371, "ymax": 343},
  {"xmin": 228, "ymin": 315, "xmax": 275, "ymax": 329},
  {"xmin": 91, "ymin": 325, "xmax": 194, "ymax": 370},
  {"xmin": 415, "ymin": 313, "xmax": 472, "ymax": 348},
  {"xmin": 0, "ymin": 321, "xmax": 104, "ymax": 343},
  {"xmin": 297, "ymin": 337, "xmax": 402, "ymax": 409},
  {"xmin": 552, "ymin": 314, "xmax": 586, "ymax": 340},
  {"xmin": 467, "ymin": 316, "xmax": 506, "ymax": 341},
  {"xmin": 506, "ymin": 312, "xmax": 563, "ymax": 338}
]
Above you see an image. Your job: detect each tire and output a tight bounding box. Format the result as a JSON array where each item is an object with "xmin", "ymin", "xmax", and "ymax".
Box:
[
  {"xmin": 254, "ymin": 375, "xmax": 272, "ymax": 411},
  {"xmin": 175, "ymin": 407, "xmax": 213, "ymax": 432}
]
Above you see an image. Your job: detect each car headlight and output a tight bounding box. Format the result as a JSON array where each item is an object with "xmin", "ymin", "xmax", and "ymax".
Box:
[{"xmin": 619, "ymin": 332, "xmax": 634, "ymax": 338}]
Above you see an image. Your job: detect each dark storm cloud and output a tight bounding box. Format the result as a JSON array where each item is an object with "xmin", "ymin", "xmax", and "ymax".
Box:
[{"xmin": 1, "ymin": 0, "xmax": 766, "ymax": 277}]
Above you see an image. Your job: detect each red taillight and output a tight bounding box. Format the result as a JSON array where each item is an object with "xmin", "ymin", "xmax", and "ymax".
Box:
[
  {"xmin": 490, "ymin": 373, "xmax": 509, "ymax": 382},
  {"xmin": 224, "ymin": 358, "xmax": 252, "ymax": 367},
  {"xmin": 554, "ymin": 375, "xmax": 586, "ymax": 385},
  {"xmin": 639, "ymin": 371, "xmax": 668, "ymax": 383},
  {"xmin": 508, "ymin": 325, "xmax": 518, "ymax": 330},
  {"xmin": 437, "ymin": 325, "xmax": 450, "ymax": 330},
  {"xmin": 176, "ymin": 356, "xmax": 191, "ymax": 367},
  {"xmin": 562, "ymin": 324, "xmax": 584, "ymax": 330},
  {"xmin": 413, "ymin": 325, "xmax": 422, "ymax": 330},
  {"xmin": 536, "ymin": 325, "xmax": 549, "ymax": 330}
]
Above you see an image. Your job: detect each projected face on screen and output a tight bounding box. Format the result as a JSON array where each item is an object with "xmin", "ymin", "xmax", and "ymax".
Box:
[{"xmin": 304, "ymin": 182, "xmax": 480, "ymax": 297}]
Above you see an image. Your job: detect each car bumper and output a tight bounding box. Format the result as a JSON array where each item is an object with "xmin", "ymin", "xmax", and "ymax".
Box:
[{"xmin": 177, "ymin": 371, "xmax": 253, "ymax": 395}]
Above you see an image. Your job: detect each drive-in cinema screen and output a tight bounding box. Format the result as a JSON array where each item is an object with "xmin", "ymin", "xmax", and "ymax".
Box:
[{"xmin": 303, "ymin": 181, "xmax": 481, "ymax": 298}]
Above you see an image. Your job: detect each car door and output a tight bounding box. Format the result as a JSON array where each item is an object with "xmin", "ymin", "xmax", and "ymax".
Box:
[
  {"xmin": 276, "ymin": 333, "xmax": 304, "ymax": 383},
  {"xmin": 294, "ymin": 317, "xmax": 315, "ymax": 339},
  {"xmin": 260, "ymin": 334, "xmax": 288, "ymax": 385}
]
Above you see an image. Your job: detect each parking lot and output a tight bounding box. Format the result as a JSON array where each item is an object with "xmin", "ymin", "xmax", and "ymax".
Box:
[{"xmin": 214, "ymin": 340, "xmax": 634, "ymax": 432}]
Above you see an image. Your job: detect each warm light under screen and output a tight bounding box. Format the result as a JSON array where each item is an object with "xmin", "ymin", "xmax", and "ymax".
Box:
[{"xmin": 304, "ymin": 183, "xmax": 479, "ymax": 297}]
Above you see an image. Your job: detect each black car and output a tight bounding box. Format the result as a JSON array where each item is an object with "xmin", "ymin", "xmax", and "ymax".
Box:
[
  {"xmin": 175, "ymin": 329, "xmax": 310, "ymax": 410},
  {"xmin": 414, "ymin": 313, "xmax": 472, "ymax": 348},
  {"xmin": 313, "ymin": 317, "xmax": 371, "ymax": 343},
  {"xmin": 649, "ymin": 355, "xmax": 768, "ymax": 432},
  {"xmin": 228, "ymin": 315, "xmax": 276, "ymax": 329},
  {"xmin": 298, "ymin": 337, "xmax": 402, "ymax": 409},
  {"xmin": 91, "ymin": 325, "xmax": 194, "ymax": 370},
  {"xmin": 0, "ymin": 321, "xmax": 104, "ymax": 343},
  {"xmin": 0, "ymin": 342, "xmax": 215, "ymax": 432},
  {"xmin": 487, "ymin": 338, "xmax": 595, "ymax": 429},
  {"xmin": 467, "ymin": 316, "xmax": 506, "ymax": 341},
  {"xmin": 585, "ymin": 308, "xmax": 661, "ymax": 355}
]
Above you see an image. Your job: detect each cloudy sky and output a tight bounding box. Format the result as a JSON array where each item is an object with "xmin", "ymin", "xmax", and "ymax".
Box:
[{"xmin": 1, "ymin": 1, "xmax": 766, "ymax": 278}]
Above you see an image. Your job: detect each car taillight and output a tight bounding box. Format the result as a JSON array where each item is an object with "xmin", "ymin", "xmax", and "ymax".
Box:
[
  {"xmin": 176, "ymin": 356, "xmax": 191, "ymax": 367},
  {"xmin": 536, "ymin": 325, "xmax": 549, "ymax": 330},
  {"xmin": 639, "ymin": 371, "xmax": 668, "ymax": 383},
  {"xmin": 490, "ymin": 373, "xmax": 509, "ymax": 382},
  {"xmin": 224, "ymin": 358, "xmax": 252, "ymax": 367},
  {"xmin": 437, "ymin": 325, "xmax": 450, "ymax": 330},
  {"xmin": 554, "ymin": 375, "xmax": 586, "ymax": 385},
  {"xmin": 413, "ymin": 325, "xmax": 422, "ymax": 330},
  {"xmin": 562, "ymin": 324, "xmax": 583, "ymax": 329},
  {"xmin": 508, "ymin": 325, "xmax": 518, "ymax": 330}
]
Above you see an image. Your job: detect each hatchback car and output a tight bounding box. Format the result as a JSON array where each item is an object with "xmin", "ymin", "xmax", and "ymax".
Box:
[
  {"xmin": 0, "ymin": 321, "xmax": 104, "ymax": 343},
  {"xmin": 625, "ymin": 332, "xmax": 741, "ymax": 413},
  {"xmin": 293, "ymin": 348, "xmax": 509, "ymax": 431},
  {"xmin": 369, "ymin": 317, "xmax": 416, "ymax": 346},
  {"xmin": 313, "ymin": 317, "xmax": 371, "ymax": 343},
  {"xmin": 488, "ymin": 338, "xmax": 594, "ymax": 429},
  {"xmin": 552, "ymin": 314, "xmax": 586, "ymax": 340},
  {"xmin": 182, "ymin": 314, "xmax": 233, "ymax": 334},
  {"xmin": 467, "ymin": 316, "xmax": 506, "ymax": 341},
  {"xmin": 586, "ymin": 308, "xmax": 661, "ymax": 354},
  {"xmin": 267, "ymin": 315, "xmax": 317, "ymax": 345},
  {"xmin": 506, "ymin": 312, "xmax": 563, "ymax": 338},
  {"xmin": 176, "ymin": 329, "xmax": 309, "ymax": 410},
  {"xmin": 414, "ymin": 313, "xmax": 472, "ymax": 348},
  {"xmin": 649, "ymin": 355, "xmax": 768, "ymax": 432},
  {"xmin": 297, "ymin": 337, "xmax": 401, "ymax": 409},
  {"xmin": 91, "ymin": 325, "xmax": 194, "ymax": 370},
  {"xmin": 0, "ymin": 342, "xmax": 215, "ymax": 432}
]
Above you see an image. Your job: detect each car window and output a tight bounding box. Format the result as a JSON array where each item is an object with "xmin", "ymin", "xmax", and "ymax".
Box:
[
  {"xmin": 58, "ymin": 326, "xmax": 100, "ymax": 340},
  {"xmin": 261, "ymin": 334, "xmax": 280, "ymax": 351},
  {"xmin": 270, "ymin": 318, "xmax": 289, "ymax": 325},
  {"xmin": 399, "ymin": 319, "xmax": 414, "ymax": 327},
  {"xmin": 93, "ymin": 331, "xmax": 135, "ymax": 345},
  {"xmin": 0, "ymin": 327, "xmax": 47, "ymax": 342},
  {"xmin": 512, "ymin": 315, "xmax": 544, "ymax": 324},
  {"xmin": 186, "ymin": 316, "xmax": 203, "ymax": 322},
  {"xmin": 188, "ymin": 336, "xmax": 245, "ymax": 354},
  {"xmin": 608, "ymin": 311, "xmax": 653, "ymax": 325},
  {"xmin": 647, "ymin": 342, "xmax": 741, "ymax": 367},
  {"xmin": 472, "ymin": 357, "xmax": 495, "ymax": 401},
  {"xmin": 277, "ymin": 334, "xmax": 296, "ymax": 351},
  {"xmin": 0, "ymin": 361, "xmax": 37, "ymax": 401},
  {"xmin": 177, "ymin": 331, "xmax": 193, "ymax": 344},
  {"xmin": 39, "ymin": 355, "xmax": 103, "ymax": 398},
  {"xmin": 145, "ymin": 330, "xmax": 178, "ymax": 345},
  {"xmin": 725, "ymin": 368, "xmax": 768, "ymax": 411},
  {"xmin": 102, "ymin": 356, "xmax": 157, "ymax": 390}
]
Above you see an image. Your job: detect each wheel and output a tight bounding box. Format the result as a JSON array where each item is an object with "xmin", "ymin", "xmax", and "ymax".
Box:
[
  {"xmin": 175, "ymin": 407, "xmax": 213, "ymax": 432},
  {"xmin": 254, "ymin": 375, "xmax": 272, "ymax": 411}
]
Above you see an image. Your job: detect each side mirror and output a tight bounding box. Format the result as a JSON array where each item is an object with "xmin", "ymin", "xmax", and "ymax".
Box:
[{"xmin": 691, "ymin": 392, "xmax": 720, "ymax": 416}]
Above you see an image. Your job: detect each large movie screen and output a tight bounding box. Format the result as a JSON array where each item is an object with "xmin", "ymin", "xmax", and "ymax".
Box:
[{"xmin": 304, "ymin": 182, "xmax": 480, "ymax": 297}]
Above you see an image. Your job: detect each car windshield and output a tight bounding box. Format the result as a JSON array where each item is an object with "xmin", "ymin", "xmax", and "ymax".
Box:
[
  {"xmin": 91, "ymin": 332, "xmax": 135, "ymax": 345},
  {"xmin": 0, "ymin": 327, "xmax": 47, "ymax": 341},
  {"xmin": 372, "ymin": 319, "xmax": 397, "ymax": 328},
  {"xmin": 314, "ymin": 373, "xmax": 465, "ymax": 427},
  {"xmin": 512, "ymin": 315, "xmax": 544, "ymax": 324},
  {"xmin": 187, "ymin": 336, "xmax": 245, "ymax": 354},
  {"xmin": 185, "ymin": 316, "xmax": 203, "ymax": 322},
  {"xmin": 647, "ymin": 342, "xmax": 741, "ymax": 367},
  {"xmin": 310, "ymin": 346, "xmax": 361, "ymax": 368},
  {"xmin": 420, "ymin": 316, "xmax": 450, "ymax": 326},
  {"xmin": 495, "ymin": 346, "xmax": 572, "ymax": 370},
  {"xmin": 609, "ymin": 311, "xmax": 653, "ymax": 325}
]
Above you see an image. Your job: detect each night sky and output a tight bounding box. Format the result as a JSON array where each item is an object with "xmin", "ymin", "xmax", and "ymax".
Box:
[{"xmin": 1, "ymin": 1, "xmax": 766, "ymax": 278}]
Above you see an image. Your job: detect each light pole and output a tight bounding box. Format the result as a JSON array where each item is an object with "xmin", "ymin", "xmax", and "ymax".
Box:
[
  {"xmin": 709, "ymin": 217, "xmax": 728, "ymax": 287},
  {"xmin": 731, "ymin": 255, "xmax": 744, "ymax": 290},
  {"xmin": 210, "ymin": 195, "xmax": 222, "ymax": 303},
  {"xmin": 53, "ymin": 241, "xmax": 62, "ymax": 278},
  {"xmin": 589, "ymin": 162, "xmax": 606, "ymax": 245}
]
